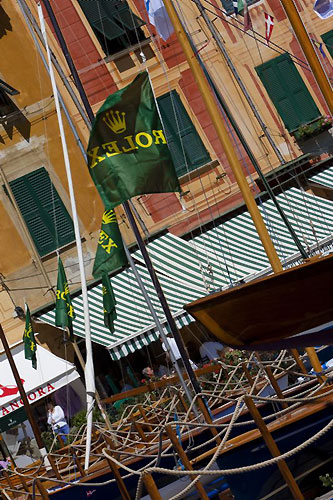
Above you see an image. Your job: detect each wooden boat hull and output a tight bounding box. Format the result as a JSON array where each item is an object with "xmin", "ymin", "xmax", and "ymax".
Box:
[
  {"xmin": 185, "ymin": 253, "xmax": 333, "ymax": 347},
  {"xmin": 216, "ymin": 402, "xmax": 333, "ymax": 500}
]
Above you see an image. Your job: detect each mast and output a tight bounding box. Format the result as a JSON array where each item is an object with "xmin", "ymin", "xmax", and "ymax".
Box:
[
  {"xmin": 162, "ymin": 0, "xmax": 324, "ymax": 374},
  {"xmin": 37, "ymin": 3, "xmax": 95, "ymax": 470},
  {"xmin": 39, "ymin": 0, "xmax": 203, "ymax": 404},
  {"xmin": 163, "ymin": 0, "xmax": 283, "ymax": 274},
  {"xmin": 186, "ymin": 34, "xmax": 308, "ymax": 259},
  {"xmin": 0, "ymin": 324, "xmax": 50, "ymax": 467},
  {"xmin": 279, "ymin": 0, "xmax": 332, "ymax": 114},
  {"xmin": 192, "ymin": 0, "xmax": 285, "ymax": 164}
]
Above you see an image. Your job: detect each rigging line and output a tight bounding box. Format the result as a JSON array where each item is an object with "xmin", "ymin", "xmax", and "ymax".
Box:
[
  {"xmin": 142, "ymin": 16, "xmax": 229, "ymax": 286},
  {"xmin": 188, "ymin": 28, "xmax": 296, "ymax": 264},
  {"xmin": 198, "ymin": 0, "xmax": 333, "ymax": 82},
  {"xmin": 173, "ymin": 0, "xmax": 235, "ymax": 285},
  {"xmin": 194, "ymin": 29, "xmax": 287, "ymax": 265},
  {"xmin": 295, "ymin": 179, "xmax": 331, "ymax": 243},
  {"xmin": 303, "ymin": 184, "xmax": 333, "ymax": 237},
  {"xmin": 55, "ymin": 6, "xmax": 113, "ymax": 95}
]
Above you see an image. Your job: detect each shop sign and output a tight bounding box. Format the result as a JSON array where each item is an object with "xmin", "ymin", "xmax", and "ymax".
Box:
[{"xmin": 0, "ymin": 407, "xmax": 27, "ymax": 432}]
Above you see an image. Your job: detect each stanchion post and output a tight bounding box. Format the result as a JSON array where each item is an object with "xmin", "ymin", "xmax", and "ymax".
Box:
[{"xmin": 244, "ymin": 396, "xmax": 304, "ymax": 500}]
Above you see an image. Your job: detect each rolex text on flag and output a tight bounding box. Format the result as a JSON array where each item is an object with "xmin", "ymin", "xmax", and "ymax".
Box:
[
  {"xmin": 55, "ymin": 257, "xmax": 75, "ymax": 339},
  {"xmin": 92, "ymin": 210, "xmax": 128, "ymax": 279},
  {"xmin": 264, "ymin": 13, "xmax": 274, "ymax": 44},
  {"xmin": 23, "ymin": 304, "xmax": 37, "ymax": 370},
  {"xmin": 86, "ymin": 72, "xmax": 180, "ymax": 210}
]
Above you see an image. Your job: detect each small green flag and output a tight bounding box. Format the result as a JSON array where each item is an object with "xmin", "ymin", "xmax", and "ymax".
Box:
[
  {"xmin": 23, "ymin": 304, "xmax": 37, "ymax": 370},
  {"xmin": 102, "ymin": 273, "xmax": 117, "ymax": 333},
  {"xmin": 55, "ymin": 257, "xmax": 75, "ymax": 339},
  {"xmin": 237, "ymin": 0, "xmax": 244, "ymax": 13},
  {"xmin": 86, "ymin": 71, "xmax": 180, "ymax": 209},
  {"xmin": 92, "ymin": 209, "xmax": 127, "ymax": 278}
]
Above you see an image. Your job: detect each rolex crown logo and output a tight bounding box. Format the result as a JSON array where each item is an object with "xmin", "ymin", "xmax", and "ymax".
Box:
[
  {"xmin": 102, "ymin": 210, "xmax": 117, "ymax": 225},
  {"xmin": 103, "ymin": 110, "xmax": 126, "ymax": 134}
]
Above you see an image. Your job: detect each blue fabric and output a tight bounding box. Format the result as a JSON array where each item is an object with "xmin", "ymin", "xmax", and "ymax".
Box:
[{"xmin": 55, "ymin": 424, "xmax": 70, "ymax": 443}]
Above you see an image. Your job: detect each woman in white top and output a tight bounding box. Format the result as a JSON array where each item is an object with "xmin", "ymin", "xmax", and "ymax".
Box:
[{"xmin": 47, "ymin": 401, "xmax": 69, "ymax": 443}]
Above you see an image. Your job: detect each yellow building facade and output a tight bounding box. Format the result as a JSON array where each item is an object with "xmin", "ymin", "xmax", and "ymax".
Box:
[{"xmin": 0, "ymin": 0, "xmax": 332, "ymax": 347}]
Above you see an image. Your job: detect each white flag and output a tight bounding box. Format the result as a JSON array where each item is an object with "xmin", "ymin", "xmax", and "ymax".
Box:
[{"xmin": 145, "ymin": 0, "xmax": 174, "ymax": 41}]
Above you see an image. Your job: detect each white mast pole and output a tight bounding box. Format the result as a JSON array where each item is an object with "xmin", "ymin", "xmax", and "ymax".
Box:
[{"xmin": 37, "ymin": 3, "xmax": 95, "ymax": 470}]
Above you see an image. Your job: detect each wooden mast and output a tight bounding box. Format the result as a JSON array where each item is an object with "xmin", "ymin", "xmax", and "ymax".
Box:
[
  {"xmin": 279, "ymin": 0, "xmax": 333, "ymax": 114},
  {"xmin": 162, "ymin": 0, "xmax": 323, "ymax": 372},
  {"xmin": 0, "ymin": 324, "xmax": 51, "ymax": 469},
  {"xmin": 163, "ymin": 0, "xmax": 283, "ymax": 275}
]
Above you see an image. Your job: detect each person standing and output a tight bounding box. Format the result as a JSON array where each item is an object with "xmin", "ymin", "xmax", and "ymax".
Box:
[
  {"xmin": 161, "ymin": 336, "xmax": 197, "ymax": 371},
  {"xmin": 47, "ymin": 401, "xmax": 70, "ymax": 444}
]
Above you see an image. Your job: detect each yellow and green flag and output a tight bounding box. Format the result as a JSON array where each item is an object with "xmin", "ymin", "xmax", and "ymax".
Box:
[
  {"xmin": 102, "ymin": 273, "xmax": 117, "ymax": 333},
  {"xmin": 55, "ymin": 257, "xmax": 75, "ymax": 339},
  {"xmin": 86, "ymin": 71, "xmax": 180, "ymax": 209},
  {"xmin": 23, "ymin": 304, "xmax": 37, "ymax": 369},
  {"xmin": 92, "ymin": 209, "xmax": 127, "ymax": 278}
]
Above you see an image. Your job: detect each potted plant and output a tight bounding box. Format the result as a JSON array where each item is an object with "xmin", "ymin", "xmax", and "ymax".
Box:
[{"xmin": 294, "ymin": 116, "xmax": 333, "ymax": 155}]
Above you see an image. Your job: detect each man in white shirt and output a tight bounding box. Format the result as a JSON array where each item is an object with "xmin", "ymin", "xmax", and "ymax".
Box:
[
  {"xmin": 161, "ymin": 336, "xmax": 198, "ymax": 371},
  {"xmin": 47, "ymin": 401, "xmax": 69, "ymax": 443},
  {"xmin": 199, "ymin": 340, "xmax": 224, "ymax": 363}
]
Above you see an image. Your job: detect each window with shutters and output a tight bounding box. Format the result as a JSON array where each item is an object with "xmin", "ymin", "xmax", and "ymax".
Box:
[
  {"xmin": 157, "ymin": 91, "xmax": 211, "ymax": 178},
  {"xmin": 255, "ymin": 53, "xmax": 320, "ymax": 132},
  {"xmin": 221, "ymin": 0, "xmax": 259, "ymax": 15},
  {"xmin": 78, "ymin": 0, "xmax": 146, "ymax": 57},
  {"xmin": 322, "ymin": 30, "xmax": 333, "ymax": 59},
  {"xmin": 6, "ymin": 168, "xmax": 75, "ymax": 257},
  {"xmin": 0, "ymin": 79, "xmax": 19, "ymax": 119}
]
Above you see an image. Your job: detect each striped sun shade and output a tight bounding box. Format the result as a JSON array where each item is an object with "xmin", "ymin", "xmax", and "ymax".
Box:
[{"xmin": 39, "ymin": 180, "xmax": 333, "ymax": 360}]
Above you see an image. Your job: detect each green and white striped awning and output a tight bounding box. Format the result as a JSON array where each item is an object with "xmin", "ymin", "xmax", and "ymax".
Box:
[
  {"xmin": 309, "ymin": 164, "xmax": 333, "ymax": 189},
  {"xmin": 40, "ymin": 184, "xmax": 333, "ymax": 360}
]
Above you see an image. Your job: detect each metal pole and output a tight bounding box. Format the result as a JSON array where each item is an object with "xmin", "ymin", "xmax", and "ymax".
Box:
[
  {"xmin": 17, "ymin": 0, "xmax": 91, "ymax": 129},
  {"xmin": 40, "ymin": 0, "xmax": 95, "ymax": 124},
  {"xmin": 122, "ymin": 201, "xmax": 204, "ymax": 398},
  {"xmin": 122, "ymin": 244, "xmax": 199, "ymax": 418},
  {"xmin": 0, "ymin": 324, "xmax": 49, "ymax": 463},
  {"xmin": 37, "ymin": 3, "xmax": 94, "ymax": 470},
  {"xmin": 163, "ymin": 0, "xmax": 283, "ymax": 274},
  {"xmin": 164, "ymin": 0, "xmax": 324, "ymax": 373},
  {"xmin": 279, "ymin": 0, "xmax": 332, "ymax": 114},
  {"xmin": 189, "ymin": 36, "xmax": 308, "ymax": 259},
  {"xmin": 17, "ymin": 0, "xmax": 88, "ymax": 159},
  {"xmin": 192, "ymin": 0, "xmax": 285, "ymax": 164},
  {"xmin": 38, "ymin": 0, "xmax": 205, "ymax": 402}
]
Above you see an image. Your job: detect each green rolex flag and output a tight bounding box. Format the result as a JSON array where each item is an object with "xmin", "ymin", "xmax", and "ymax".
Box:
[
  {"xmin": 86, "ymin": 71, "xmax": 180, "ymax": 209},
  {"xmin": 92, "ymin": 209, "xmax": 127, "ymax": 278},
  {"xmin": 102, "ymin": 273, "xmax": 117, "ymax": 333},
  {"xmin": 23, "ymin": 304, "xmax": 37, "ymax": 370},
  {"xmin": 55, "ymin": 257, "xmax": 75, "ymax": 338}
]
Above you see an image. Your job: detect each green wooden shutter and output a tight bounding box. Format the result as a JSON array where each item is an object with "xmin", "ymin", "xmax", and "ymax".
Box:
[
  {"xmin": 8, "ymin": 168, "xmax": 75, "ymax": 256},
  {"xmin": 78, "ymin": 0, "xmax": 143, "ymax": 42},
  {"xmin": 255, "ymin": 53, "xmax": 320, "ymax": 132},
  {"xmin": 157, "ymin": 91, "xmax": 211, "ymax": 177},
  {"xmin": 322, "ymin": 30, "xmax": 333, "ymax": 59}
]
